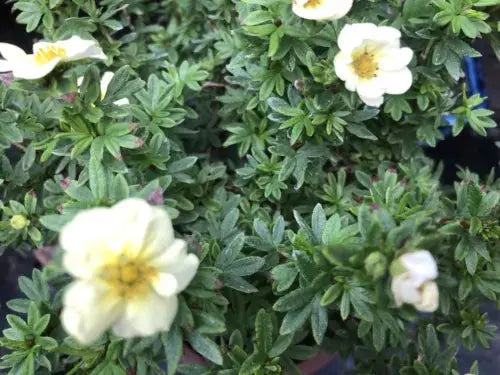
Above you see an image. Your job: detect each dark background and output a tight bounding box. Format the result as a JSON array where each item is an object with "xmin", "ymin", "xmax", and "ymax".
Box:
[{"xmin": 0, "ymin": 1, "xmax": 499, "ymax": 373}]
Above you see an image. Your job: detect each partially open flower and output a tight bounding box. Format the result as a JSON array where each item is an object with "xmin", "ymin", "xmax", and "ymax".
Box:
[
  {"xmin": 77, "ymin": 71, "xmax": 129, "ymax": 106},
  {"xmin": 0, "ymin": 36, "xmax": 106, "ymax": 80},
  {"xmin": 334, "ymin": 23, "xmax": 413, "ymax": 107},
  {"xmin": 390, "ymin": 250, "xmax": 439, "ymax": 312},
  {"xmin": 60, "ymin": 198, "xmax": 199, "ymax": 345},
  {"xmin": 292, "ymin": 0, "xmax": 353, "ymax": 20}
]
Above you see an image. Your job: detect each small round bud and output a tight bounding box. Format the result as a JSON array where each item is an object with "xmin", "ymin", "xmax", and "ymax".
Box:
[
  {"xmin": 364, "ymin": 251, "xmax": 387, "ymax": 279},
  {"xmin": 10, "ymin": 215, "xmax": 29, "ymax": 230}
]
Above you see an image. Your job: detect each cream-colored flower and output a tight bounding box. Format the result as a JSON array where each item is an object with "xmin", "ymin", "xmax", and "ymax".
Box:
[
  {"xmin": 0, "ymin": 36, "xmax": 106, "ymax": 80},
  {"xmin": 334, "ymin": 23, "xmax": 413, "ymax": 107},
  {"xmin": 391, "ymin": 250, "xmax": 439, "ymax": 312},
  {"xmin": 77, "ymin": 72, "xmax": 129, "ymax": 106},
  {"xmin": 60, "ymin": 198, "xmax": 199, "ymax": 345},
  {"xmin": 292, "ymin": 0, "xmax": 353, "ymax": 20}
]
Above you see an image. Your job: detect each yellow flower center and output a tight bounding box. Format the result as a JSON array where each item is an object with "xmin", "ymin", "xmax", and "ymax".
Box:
[
  {"xmin": 302, "ymin": 0, "xmax": 323, "ymax": 8},
  {"xmin": 100, "ymin": 254, "xmax": 158, "ymax": 299},
  {"xmin": 352, "ymin": 50, "xmax": 379, "ymax": 79},
  {"xmin": 34, "ymin": 45, "xmax": 67, "ymax": 65}
]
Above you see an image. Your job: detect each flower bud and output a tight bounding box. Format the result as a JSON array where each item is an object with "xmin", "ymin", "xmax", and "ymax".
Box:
[
  {"xmin": 364, "ymin": 251, "xmax": 387, "ymax": 279},
  {"xmin": 10, "ymin": 214, "xmax": 29, "ymax": 230}
]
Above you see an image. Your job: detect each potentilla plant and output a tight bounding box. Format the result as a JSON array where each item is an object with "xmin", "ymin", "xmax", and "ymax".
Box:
[{"xmin": 0, "ymin": 0, "xmax": 499, "ymax": 374}]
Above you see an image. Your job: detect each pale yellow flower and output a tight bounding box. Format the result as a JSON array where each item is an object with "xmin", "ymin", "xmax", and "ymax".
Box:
[
  {"xmin": 0, "ymin": 36, "xmax": 106, "ymax": 80},
  {"xmin": 334, "ymin": 23, "xmax": 413, "ymax": 107},
  {"xmin": 60, "ymin": 198, "xmax": 199, "ymax": 345}
]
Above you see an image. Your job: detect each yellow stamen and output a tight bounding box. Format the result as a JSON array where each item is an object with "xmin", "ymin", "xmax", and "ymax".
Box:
[
  {"xmin": 34, "ymin": 45, "xmax": 67, "ymax": 65},
  {"xmin": 302, "ymin": 0, "xmax": 323, "ymax": 8},
  {"xmin": 352, "ymin": 50, "xmax": 379, "ymax": 79},
  {"xmin": 100, "ymin": 253, "xmax": 158, "ymax": 299}
]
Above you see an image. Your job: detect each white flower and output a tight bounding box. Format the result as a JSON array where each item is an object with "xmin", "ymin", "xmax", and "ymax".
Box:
[
  {"xmin": 60, "ymin": 198, "xmax": 199, "ymax": 345},
  {"xmin": 292, "ymin": 0, "xmax": 353, "ymax": 20},
  {"xmin": 334, "ymin": 23, "xmax": 413, "ymax": 107},
  {"xmin": 391, "ymin": 250, "xmax": 439, "ymax": 312},
  {"xmin": 0, "ymin": 36, "xmax": 106, "ymax": 80},
  {"xmin": 77, "ymin": 72, "xmax": 129, "ymax": 106}
]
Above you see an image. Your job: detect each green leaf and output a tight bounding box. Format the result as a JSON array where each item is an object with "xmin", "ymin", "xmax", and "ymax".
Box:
[
  {"xmin": 271, "ymin": 263, "xmax": 298, "ymax": 292},
  {"xmin": 168, "ymin": 156, "xmax": 198, "ymax": 173},
  {"xmin": 186, "ymin": 331, "xmax": 223, "ymax": 365},
  {"xmin": 163, "ymin": 326, "xmax": 183, "ymax": 375},
  {"xmin": 225, "ymin": 256, "xmax": 264, "ymax": 276},
  {"xmin": 311, "ymin": 295, "xmax": 328, "ymax": 345},
  {"xmin": 239, "ymin": 352, "xmax": 267, "ymax": 375},
  {"xmin": 273, "ymin": 287, "xmax": 315, "ymax": 312},
  {"xmin": 255, "ymin": 309, "xmax": 274, "ymax": 353},
  {"xmin": 244, "ymin": 10, "xmax": 273, "ymax": 26},
  {"xmin": 346, "ymin": 124, "xmax": 378, "ymax": 140},
  {"xmin": 89, "ymin": 157, "xmax": 107, "ymax": 200},
  {"xmin": 279, "ymin": 301, "xmax": 313, "ymax": 335},
  {"xmin": 269, "ymin": 334, "xmax": 294, "ymax": 357}
]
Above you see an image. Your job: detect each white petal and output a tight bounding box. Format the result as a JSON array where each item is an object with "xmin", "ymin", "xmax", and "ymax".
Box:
[
  {"xmin": 108, "ymin": 199, "xmax": 174, "ymax": 257},
  {"xmin": 400, "ymin": 250, "xmax": 437, "ymax": 284},
  {"xmin": 112, "ymin": 293, "xmax": 178, "ymax": 338},
  {"xmin": 379, "ymin": 68, "xmax": 413, "ymax": 95},
  {"xmin": 100, "ymin": 71, "xmax": 114, "ymax": 98},
  {"xmin": 77, "ymin": 76, "xmax": 83, "ymax": 86},
  {"xmin": 378, "ymin": 47, "xmax": 413, "ymax": 71},
  {"xmin": 60, "ymin": 207, "xmax": 116, "ymax": 278},
  {"xmin": 55, "ymin": 36, "xmax": 106, "ymax": 61},
  {"xmin": 113, "ymin": 98, "xmax": 130, "ymax": 106},
  {"xmin": 11, "ymin": 56, "xmax": 60, "ymax": 80},
  {"xmin": 153, "ymin": 240, "xmax": 199, "ymax": 293},
  {"xmin": 0, "ymin": 43, "xmax": 27, "ymax": 60},
  {"xmin": 292, "ymin": 0, "xmax": 353, "ymax": 21},
  {"xmin": 171, "ymin": 253, "xmax": 200, "ymax": 293},
  {"xmin": 152, "ymin": 273, "xmax": 178, "ymax": 297},
  {"xmin": 61, "ymin": 281, "xmax": 122, "ymax": 345},
  {"xmin": 413, "ymin": 282, "xmax": 439, "ymax": 312},
  {"xmin": 373, "ymin": 26, "xmax": 402, "ymax": 47},
  {"xmin": 359, "ymin": 94, "xmax": 384, "ymax": 107},
  {"xmin": 334, "ymin": 51, "xmax": 355, "ymax": 81},
  {"xmin": 0, "ymin": 59, "xmax": 11, "ymax": 72},
  {"xmin": 338, "ymin": 23, "xmax": 378, "ymax": 53},
  {"xmin": 356, "ymin": 78, "xmax": 384, "ymax": 99},
  {"xmin": 391, "ymin": 273, "xmax": 421, "ymax": 305}
]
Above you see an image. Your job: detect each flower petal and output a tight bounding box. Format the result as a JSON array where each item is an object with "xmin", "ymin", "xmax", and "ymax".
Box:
[
  {"xmin": 334, "ymin": 51, "xmax": 355, "ymax": 81},
  {"xmin": 55, "ymin": 36, "xmax": 106, "ymax": 61},
  {"xmin": 379, "ymin": 47, "xmax": 413, "ymax": 71},
  {"xmin": 60, "ymin": 208, "xmax": 116, "ymax": 278},
  {"xmin": 338, "ymin": 23, "xmax": 378, "ymax": 54},
  {"xmin": 152, "ymin": 273, "xmax": 179, "ymax": 297},
  {"xmin": 379, "ymin": 68, "xmax": 413, "ymax": 95},
  {"xmin": 10, "ymin": 56, "xmax": 60, "ymax": 80},
  {"xmin": 108, "ymin": 199, "xmax": 174, "ymax": 257},
  {"xmin": 61, "ymin": 281, "xmax": 122, "ymax": 345},
  {"xmin": 356, "ymin": 78, "xmax": 384, "ymax": 100},
  {"xmin": 292, "ymin": 0, "xmax": 353, "ymax": 21},
  {"xmin": 414, "ymin": 281, "xmax": 439, "ymax": 312},
  {"xmin": 391, "ymin": 273, "xmax": 421, "ymax": 306},
  {"xmin": 100, "ymin": 71, "xmax": 114, "ymax": 99},
  {"xmin": 153, "ymin": 240, "xmax": 199, "ymax": 293},
  {"xmin": 0, "ymin": 43, "xmax": 27, "ymax": 61},
  {"xmin": 112, "ymin": 293, "xmax": 178, "ymax": 338},
  {"xmin": 400, "ymin": 250, "xmax": 437, "ymax": 283},
  {"xmin": 373, "ymin": 26, "xmax": 402, "ymax": 47},
  {"xmin": 0, "ymin": 59, "xmax": 11, "ymax": 72},
  {"xmin": 359, "ymin": 94, "xmax": 383, "ymax": 107}
]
